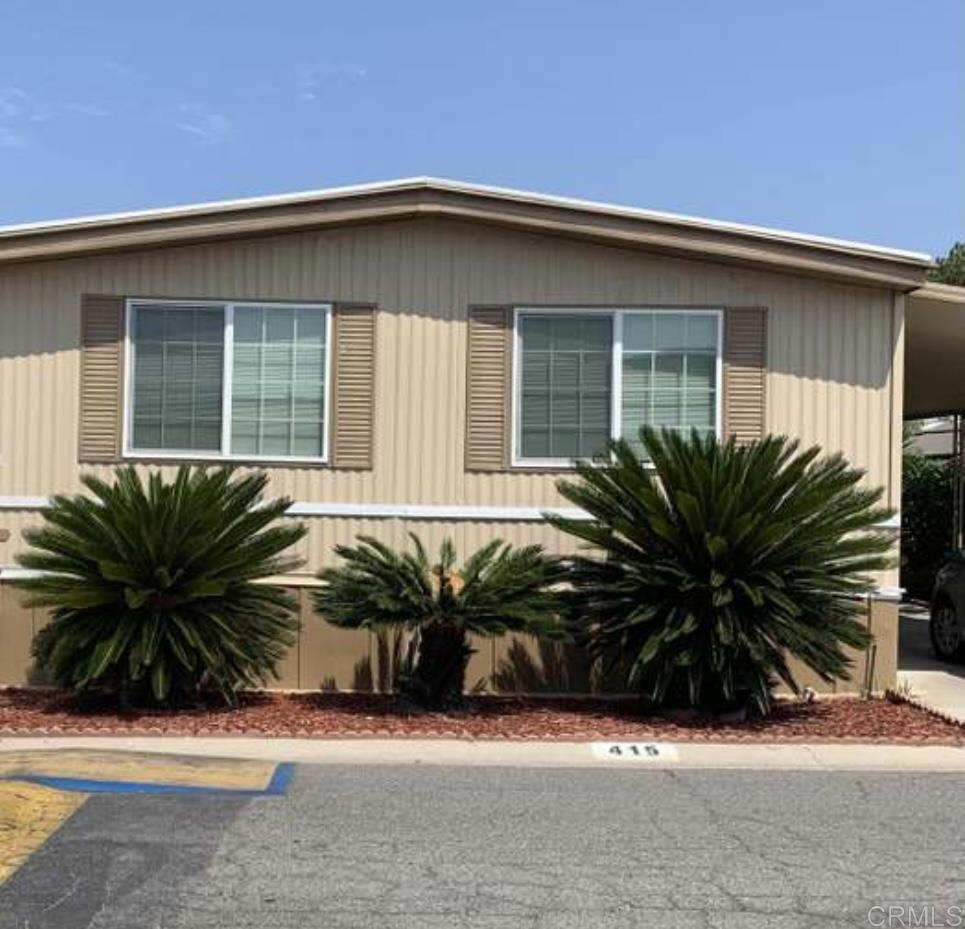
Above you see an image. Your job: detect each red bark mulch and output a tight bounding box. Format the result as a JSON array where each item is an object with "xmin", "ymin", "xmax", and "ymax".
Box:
[{"xmin": 0, "ymin": 688, "xmax": 962, "ymax": 743}]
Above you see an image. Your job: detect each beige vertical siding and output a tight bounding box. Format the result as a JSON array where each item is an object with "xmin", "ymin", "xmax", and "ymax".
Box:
[
  {"xmin": 0, "ymin": 215, "xmax": 901, "ymax": 578},
  {"xmin": 0, "ymin": 216, "xmax": 905, "ymax": 693},
  {"xmin": 0, "ymin": 583, "xmax": 49, "ymax": 685},
  {"xmin": 0, "ymin": 576, "xmax": 899, "ymax": 694}
]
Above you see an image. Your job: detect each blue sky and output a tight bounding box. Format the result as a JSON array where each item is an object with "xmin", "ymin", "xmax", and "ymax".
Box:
[{"xmin": 0, "ymin": 0, "xmax": 961, "ymax": 255}]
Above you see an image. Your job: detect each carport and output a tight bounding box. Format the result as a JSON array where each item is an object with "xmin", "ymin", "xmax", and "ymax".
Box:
[
  {"xmin": 905, "ymin": 282, "xmax": 965, "ymax": 547},
  {"xmin": 899, "ymin": 281, "xmax": 965, "ymax": 724}
]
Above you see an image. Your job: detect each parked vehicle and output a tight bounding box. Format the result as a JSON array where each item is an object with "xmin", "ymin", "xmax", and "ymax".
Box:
[{"xmin": 931, "ymin": 554, "xmax": 965, "ymax": 661}]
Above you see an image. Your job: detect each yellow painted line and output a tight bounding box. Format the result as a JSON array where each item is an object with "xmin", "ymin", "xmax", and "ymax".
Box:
[
  {"xmin": 0, "ymin": 781, "xmax": 86, "ymax": 884},
  {"xmin": 0, "ymin": 751, "xmax": 277, "ymax": 792}
]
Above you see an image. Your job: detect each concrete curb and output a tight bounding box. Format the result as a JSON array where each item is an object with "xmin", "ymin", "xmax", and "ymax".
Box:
[
  {"xmin": 895, "ymin": 692, "xmax": 965, "ymax": 727},
  {"xmin": 895, "ymin": 670, "xmax": 965, "ymax": 726},
  {"xmin": 3, "ymin": 736, "xmax": 965, "ymax": 772}
]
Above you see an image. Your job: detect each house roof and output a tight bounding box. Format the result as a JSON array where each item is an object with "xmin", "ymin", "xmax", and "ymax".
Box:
[{"xmin": 0, "ymin": 177, "xmax": 934, "ymax": 289}]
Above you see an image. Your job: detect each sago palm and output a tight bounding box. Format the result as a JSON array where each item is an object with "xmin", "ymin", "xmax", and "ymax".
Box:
[
  {"xmin": 15, "ymin": 466, "xmax": 305, "ymax": 707},
  {"xmin": 548, "ymin": 427, "xmax": 894, "ymax": 716},
  {"xmin": 314, "ymin": 535, "xmax": 563, "ymax": 709}
]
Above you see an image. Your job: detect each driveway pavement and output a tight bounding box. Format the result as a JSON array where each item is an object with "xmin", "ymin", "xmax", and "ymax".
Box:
[
  {"xmin": 2, "ymin": 759, "xmax": 965, "ymax": 928},
  {"xmin": 899, "ymin": 607, "xmax": 965, "ymax": 722}
]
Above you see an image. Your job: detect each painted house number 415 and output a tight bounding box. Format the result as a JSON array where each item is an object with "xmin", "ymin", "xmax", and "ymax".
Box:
[
  {"xmin": 590, "ymin": 742, "xmax": 679, "ymax": 762},
  {"xmin": 611, "ymin": 744, "xmax": 659, "ymax": 757}
]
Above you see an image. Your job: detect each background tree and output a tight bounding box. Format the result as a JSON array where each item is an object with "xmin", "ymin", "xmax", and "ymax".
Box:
[
  {"xmin": 901, "ymin": 423, "xmax": 954, "ymax": 598},
  {"xmin": 548, "ymin": 428, "xmax": 894, "ymax": 716},
  {"xmin": 928, "ymin": 241, "xmax": 965, "ymax": 286},
  {"xmin": 16, "ymin": 466, "xmax": 305, "ymax": 707},
  {"xmin": 314, "ymin": 535, "xmax": 562, "ymax": 709}
]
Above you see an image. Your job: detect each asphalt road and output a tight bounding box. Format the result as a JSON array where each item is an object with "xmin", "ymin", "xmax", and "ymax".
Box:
[{"xmin": 2, "ymin": 765, "xmax": 964, "ymax": 929}]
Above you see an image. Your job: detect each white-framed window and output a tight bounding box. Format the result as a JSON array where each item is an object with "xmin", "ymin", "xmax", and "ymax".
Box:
[
  {"xmin": 123, "ymin": 298, "xmax": 332, "ymax": 463},
  {"xmin": 512, "ymin": 307, "xmax": 722, "ymax": 467}
]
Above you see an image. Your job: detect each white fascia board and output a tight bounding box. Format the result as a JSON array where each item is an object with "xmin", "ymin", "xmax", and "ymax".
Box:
[
  {"xmin": 0, "ymin": 177, "xmax": 932, "ymax": 266},
  {"xmin": 421, "ymin": 178, "xmax": 933, "ymax": 265},
  {"xmin": 0, "ymin": 178, "xmax": 433, "ymax": 239}
]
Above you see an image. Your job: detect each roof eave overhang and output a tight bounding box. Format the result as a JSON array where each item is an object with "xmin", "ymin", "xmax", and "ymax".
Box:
[
  {"xmin": 904, "ymin": 283, "xmax": 965, "ymax": 418},
  {"xmin": 0, "ymin": 183, "xmax": 930, "ymax": 290}
]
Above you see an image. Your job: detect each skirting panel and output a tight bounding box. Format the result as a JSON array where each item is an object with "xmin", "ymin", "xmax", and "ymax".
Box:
[{"xmin": 0, "ymin": 584, "xmax": 899, "ymax": 695}]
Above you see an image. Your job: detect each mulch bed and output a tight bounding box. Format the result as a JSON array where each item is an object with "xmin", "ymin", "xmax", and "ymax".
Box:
[{"xmin": 0, "ymin": 688, "xmax": 962, "ymax": 743}]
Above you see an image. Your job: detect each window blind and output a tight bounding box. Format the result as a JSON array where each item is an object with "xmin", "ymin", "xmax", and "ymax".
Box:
[
  {"xmin": 231, "ymin": 305, "xmax": 327, "ymax": 457},
  {"xmin": 518, "ymin": 315, "xmax": 612, "ymax": 460},
  {"xmin": 126, "ymin": 300, "xmax": 329, "ymax": 460},
  {"xmin": 515, "ymin": 310, "xmax": 720, "ymax": 464},
  {"xmin": 130, "ymin": 304, "xmax": 224, "ymax": 452}
]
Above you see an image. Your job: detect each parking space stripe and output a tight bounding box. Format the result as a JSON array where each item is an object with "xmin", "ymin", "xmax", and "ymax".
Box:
[
  {"xmin": 0, "ymin": 781, "xmax": 87, "ymax": 884},
  {"xmin": 11, "ymin": 762, "xmax": 295, "ymax": 797},
  {"xmin": 0, "ymin": 751, "xmax": 291, "ymax": 794}
]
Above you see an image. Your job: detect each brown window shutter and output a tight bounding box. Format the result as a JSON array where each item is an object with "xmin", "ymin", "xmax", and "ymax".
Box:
[
  {"xmin": 465, "ymin": 306, "xmax": 511, "ymax": 471},
  {"xmin": 78, "ymin": 295, "xmax": 125, "ymax": 462},
  {"xmin": 331, "ymin": 304, "xmax": 377, "ymax": 469},
  {"xmin": 723, "ymin": 307, "xmax": 768, "ymax": 444}
]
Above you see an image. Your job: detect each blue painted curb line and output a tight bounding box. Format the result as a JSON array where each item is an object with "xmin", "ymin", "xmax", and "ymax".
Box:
[
  {"xmin": 3, "ymin": 762, "xmax": 296, "ymax": 797},
  {"xmin": 265, "ymin": 761, "xmax": 295, "ymax": 795}
]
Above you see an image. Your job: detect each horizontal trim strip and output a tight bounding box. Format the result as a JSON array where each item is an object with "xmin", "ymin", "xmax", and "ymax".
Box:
[
  {"xmin": 0, "ymin": 567, "xmax": 323, "ymax": 584},
  {"xmin": 0, "ymin": 565, "xmax": 905, "ymax": 601},
  {"xmin": 0, "ymin": 496, "xmax": 50, "ymax": 509},
  {"xmin": 0, "ymin": 495, "xmax": 903, "ymax": 529},
  {"xmin": 868, "ymin": 587, "xmax": 904, "ymax": 602},
  {"xmin": 0, "ymin": 496, "xmax": 588, "ymax": 522},
  {"xmin": 284, "ymin": 502, "xmax": 590, "ymax": 520}
]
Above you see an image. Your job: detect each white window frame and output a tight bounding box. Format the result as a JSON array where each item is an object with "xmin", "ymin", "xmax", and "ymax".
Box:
[
  {"xmin": 511, "ymin": 306, "xmax": 724, "ymax": 468},
  {"xmin": 122, "ymin": 297, "xmax": 333, "ymax": 464}
]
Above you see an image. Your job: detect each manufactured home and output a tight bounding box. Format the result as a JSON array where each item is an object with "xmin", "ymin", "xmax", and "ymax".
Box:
[{"xmin": 0, "ymin": 178, "xmax": 960, "ymax": 693}]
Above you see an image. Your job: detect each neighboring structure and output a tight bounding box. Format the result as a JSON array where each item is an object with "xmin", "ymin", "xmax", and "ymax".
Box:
[
  {"xmin": 0, "ymin": 178, "xmax": 951, "ymax": 693},
  {"xmin": 909, "ymin": 417, "xmax": 955, "ymax": 459}
]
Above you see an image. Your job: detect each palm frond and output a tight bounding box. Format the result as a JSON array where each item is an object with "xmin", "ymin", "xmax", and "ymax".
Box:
[
  {"xmin": 313, "ymin": 535, "xmax": 563, "ymax": 707},
  {"xmin": 548, "ymin": 426, "xmax": 893, "ymax": 716},
  {"xmin": 15, "ymin": 465, "xmax": 306, "ymax": 707}
]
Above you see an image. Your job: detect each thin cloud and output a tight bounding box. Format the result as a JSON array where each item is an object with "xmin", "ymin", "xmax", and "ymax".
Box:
[
  {"xmin": 0, "ymin": 125, "xmax": 26, "ymax": 149},
  {"xmin": 297, "ymin": 69, "xmax": 317, "ymax": 102},
  {"xmin": 104, "ymin": 60, "xmax": 137, "ymax": 79},
  {"xmin": 65, "ymin": 102, "xmax": 111, "ymax": 118},
  {"xmin": 0, "ymin": 87, "xmax": 107, "ymax": 150},
  {"xmin": 166, "ymin": 103, "xmax": 232, "ymax": 144},
  {"xmin": 0, "ymin": 88, "xmax": 29, "ymax": 120},
  {"xmin": 0, "ymin": 88, "xmax": 41, "ymax": 148},
  {"xmin": 295, "ymin": 64, "xmax": 367, "ymax": 102}
]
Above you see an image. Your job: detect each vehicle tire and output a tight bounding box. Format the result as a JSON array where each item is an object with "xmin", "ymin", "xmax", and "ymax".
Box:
[{"xmin": 930, "ymin": 598, "xmax": 965, "ymax": 662}]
